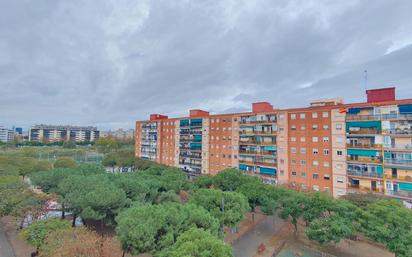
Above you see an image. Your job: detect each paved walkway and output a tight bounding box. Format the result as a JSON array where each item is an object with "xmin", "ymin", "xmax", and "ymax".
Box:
[
  {"xmin": 0, "ymin": 224, "xmax": 15, "ymax": 257},
  {"xmin": 233, "ymin": 215, "xmax": 285, "ymax": 257}
]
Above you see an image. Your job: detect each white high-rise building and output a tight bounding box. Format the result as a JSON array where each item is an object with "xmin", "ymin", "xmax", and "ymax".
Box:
[{"xmin": 0, "ymin": 126, "xmax": 15, "ymax": 143}]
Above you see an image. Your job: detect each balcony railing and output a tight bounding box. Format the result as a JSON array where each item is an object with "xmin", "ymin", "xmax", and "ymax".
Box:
[
  {"xmin": 346, "ymin": 113, "xmax": 412, "ymax": 121},
  {"xmin": 347, "ymin": 156, "xmax": 382, "ymax": 164},
  {"xmin": 384, "ymin": 174, "xmax": 412, "ymax": 182},
  {"xmin": 386, "ymin": 190, "xmax": 412, "ymax": 199},
  {"xmin": 384, "ymin": 158, "xmax": 412, "ymax": 166},
  {"xmin": 384, "ymin": 128, "xmax": 412, "ymax": 135},
  {"xmin": 346, "ymin": 129, "xmax": 380, "ymax": 135},
  {"xmin": 347, "ymin": 170, "xmax": 383, "ymax": 178},
  {"xmin": 240, "ymin": 119, "xmax": 276, "ymax": 124},
  {"xmin": 239, "ymin": 150, "xmax": 275, "ymax": 156},
  {"xmin": 239, "ymin": 160, "xmax": 277, "ymax": 167},
  {"xmin": 239, "ymin": 140, "xmax": 276, "ymax": 145},
  {"xmin": 384, "ymin": 144, "xmax": 412, "ymax": 151},
  {"xmin": 239, "ymin": 130, "xmax": 276, "ymax": 135},
  {"xmin": 348, "ymin": 185, "xmax": 384, "ymax": 193},
  {"xmin": 346, "ymin": 143, "xmax": 381, "ymax": 149}
]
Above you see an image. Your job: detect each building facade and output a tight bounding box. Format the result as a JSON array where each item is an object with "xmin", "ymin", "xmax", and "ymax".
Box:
[
  {"xmin": 29, "ymin": 125, "xmax": 99, "ymax": 143},
  {"xmin": 135, "ymin": 87, "xmax": 412, "ymax": 202},
  {"xmin": 0, "ymin": 126, "xmax": 14, "ymax": 143}
]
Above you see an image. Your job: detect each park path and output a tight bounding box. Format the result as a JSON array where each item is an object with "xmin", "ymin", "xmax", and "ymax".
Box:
[
  {"xmin": 232, "ymin": 215, "xmax": 285, "ymax": 257},
  {"xmin": 0, "ymin": 223, "xmax": 15, "ymax": 257}
]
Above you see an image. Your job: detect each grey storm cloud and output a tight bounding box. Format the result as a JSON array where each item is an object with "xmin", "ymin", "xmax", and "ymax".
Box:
[{"xmin": 1, "ymin": 0, "xmax": 412, "ymax": 129}]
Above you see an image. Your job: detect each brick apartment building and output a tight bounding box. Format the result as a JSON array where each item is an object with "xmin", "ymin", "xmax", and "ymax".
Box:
[{"xmin": 135, "ymin": 87, "xmax": 412, "ymax": 202}]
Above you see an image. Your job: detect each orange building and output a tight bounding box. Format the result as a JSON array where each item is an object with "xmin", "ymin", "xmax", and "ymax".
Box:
[{"xmin": 135, "ymin": 87, "xmax": 412, "ymax": 201}]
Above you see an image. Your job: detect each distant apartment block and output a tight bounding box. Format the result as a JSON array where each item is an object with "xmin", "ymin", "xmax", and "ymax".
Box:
[
  {"xmin": 29, "ymin": 125, "xmax": 99, "ymax": 143},
  {"xmin": 100, "ymin": 129, "xmax": 135, "ymax": 141},
  {"xmin": 0, "ymin": 126, "xmax": 15, "ymax": 143},
  {"xmin": 135, "ymin": 87, "xmax": 412, "ymax": 202}
]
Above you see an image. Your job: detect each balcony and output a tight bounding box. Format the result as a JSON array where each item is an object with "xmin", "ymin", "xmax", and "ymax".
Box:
[
  {"xmin": 347, "ymin": 170, "xmax": 383, "ymax": 178},
  {"xmin": 384, "ymin": 128, "xmax": 412, "ymax": 136},
  {"xmin": 346, "ymin": 143, "xmax": 381, "ymax": 149},
  {"xmin": 384, "ymin": 174, "xmax": 412, "ymax": 182},
  {"xmin": 239, "ymin": 150, "xmax": 275, "ymax": 156},
  {"xmin": 346, "ymin": 129, "xmax": 380, "ymax": 135},
  {"xmin": 346, "ymin": 113, "xmax": 412, "ymax": 121},
  {"xmin": 239, "ymin": 140, "xmax": 276, "ymax": 145},
  {"xmin": 384, "ymin": 144, "xmax": 412, "ymax": 151},
  {"xmin": 384, "ymin": 158, "xmax": 412, "ymax": 166},
  {"xmin": 386, "ymin": 190, "xmax": 412, "ymax": 200},
  {"xmin": 347, "ymin": 156, "xmax": 382, "ymax": 164},
  {"xmin": 348, "ymin": 185, "xmax": 384, "ymax": 193},
  {"xmin": 239, "ymin": 130, "xmax": 276, "ymax": 135}
]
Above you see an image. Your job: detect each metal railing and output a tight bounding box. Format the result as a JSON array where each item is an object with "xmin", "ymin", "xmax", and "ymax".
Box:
[
  {"xmin": 346, "ymin": 143, "xmax": 381, "ymax": 149},
  {"xmin": 347, "ymin": 170, "xmax": 383, "ymax": 178},
  {"xmin": 346, "ymin": 113, "xmax": 412, "ymax": 121},
  {"xmin": 384, "ymin": 174, "xmax": 412, "ymax": 181},
  {"xmin": 384, "ymin": 158, "xmax": 412, "ymax": 166},
  {"xmin": 347, "ymin": 156, "xmax": 382, "ymax": 163}
]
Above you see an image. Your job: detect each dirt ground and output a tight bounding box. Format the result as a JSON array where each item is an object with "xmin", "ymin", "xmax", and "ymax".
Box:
[
  {"xmin": 1, "ymin": 216, "xmax": 34, "ymax": 257},
  {"xmin": 225, "ymin": 210, "xmax": 267, "ymax": 244}
]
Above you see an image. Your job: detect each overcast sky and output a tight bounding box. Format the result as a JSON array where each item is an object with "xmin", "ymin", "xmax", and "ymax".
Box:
[{"xmin": 1, "ymin": 0, "xmax": 412, "ymax": 130}]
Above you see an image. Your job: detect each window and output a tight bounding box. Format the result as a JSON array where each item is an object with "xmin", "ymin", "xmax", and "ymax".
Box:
[
  {"xmin": 337, "ymin": 150, "xmax": 343, "ymax": 156},
  {"xmin": 301, "ymin": 137, "xmax": 306, "ymax": 142},
  {"xmin": 313, "ymin": 173, "xmax": 319, "ymax": 179},
  {"xmin": 312, "ymin": 112, "xmax": 318, "ymax": 118},
  {"xmin": 291, "ymin": 114, "xmax": 296, "ymax": 120},
  {"xmin": 312, "ymin": 124, "xmax": 318, "ymax": 130},
  {"xmin": 300, "ymin": 125, "xmax": 306, "ymax": 131},
  {"xmin": 323, "ymin": 149, "xmax": 329, "ymax": 155},
  {"xmin": 301, "ymin": 172, "xmax": 306, "ymax": 177},
  {"xmin": 280, "ymin": 170, "xmax": 285, "ymax": 175},
  {"xmin": 324, "ymin": 174, "xmax": 330, "ymax": 180},
  {"xmin": 323, "ymin": 125, "xmax": 329, "ymax": 130},
  {"xmin": 336, "ymin": 137, "xmax": 343, "ymax": 143},
  {"xmin": 300, "ymin": 113, "xmax": 306, "ymax": 119},
  {"xmin": 336, "ymin": 123, "xmax": 342, "ymax": 130},
  {"xmin": 291, "ymin": 159, "xmax": 297, "ymax": 164},
  {"xmin": 337, "ymin": 177, "xmax": 344, "ymax": 183},
  {"xmin": 291, "ymin": 147, "xmax": 297, "ymax": 154},
  {"xmin": 313, "ymin": 160, "xmax": 319, "ymax": 166},
  {"xmin": 323, "ymin": 162, "xmax": 330, "ymax": 167},
  {"xmin": 291, "ymin": 125, "xmax": 296, "ymax": 130},
  {"xmin": 291, "ymin": 137, "xmax": 296, "ymax": 142},
  {"xmin": 313, "ymin": 185, "xmax": 320, "ymax": 191},
  {"xmin": 312, "ymin": 137, "xmax": 318, "ymax": 142},
  {"xmin": 322, "ymin": 112, "xmax": 329, "ymax": 118},
  {"xmin": 312, "ymin": 148, "xmax": 318, "ymax": 154},
  {"xmin": 300, "ymin": 148, "xmax": 306, "ymax": 154},
  {"xmin": 291, "ymin": 171, "xmax": 297, "ymax": 176},
  {"xmin": 323, "ymin": 137, "xmax": 329, "ymax": 142},
  {"xmin": 301, "ymin": 160, "xmax": 306, "ymax": 165}
]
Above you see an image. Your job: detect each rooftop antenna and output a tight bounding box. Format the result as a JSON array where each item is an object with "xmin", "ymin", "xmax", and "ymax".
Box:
[{"xmin": 364, "ymin": 70, "xmax": 368, "ymax": 92}]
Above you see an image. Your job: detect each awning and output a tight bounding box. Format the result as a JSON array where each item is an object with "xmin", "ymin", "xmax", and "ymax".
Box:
[
  {"xmin": 399, "ymin": 182, "xmax": 412, "ymax": 191},
  {"xmin": 259, "ymin": 167, "xmax": 276, "ymax": 176},
  {"xmin": 348, "ymin": 149, "xmax": 379, "ymax": 157},
  {"xmin": 347, "ymin": 107, "xmax": 372, "ymax": 114},
  {"xmin": 399, "ymin": 104, "xmax": 412, "ymax": 114},
  {"xmin": 346, "ymin": 121, "xmax": 381, "ymax": 130}
]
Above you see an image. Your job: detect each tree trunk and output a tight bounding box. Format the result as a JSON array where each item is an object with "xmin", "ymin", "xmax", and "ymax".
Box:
[
  {"xmin": 61, "ymin": 204, "xmax": 65, "ymax": 219},
  {"xmin": 100, "ymin": 219, "xmax": 104, "ymax": 235},
  {"xmin": 293, "ymin": 222, "xmax": 298, "ymax": 233},
  {"xmin": 122, "ymin": 250, "xmax": 126, "ymax": 257},
  {"xmin": 72, "ymin": 214, "xmax": 77, "ymax": 227}
]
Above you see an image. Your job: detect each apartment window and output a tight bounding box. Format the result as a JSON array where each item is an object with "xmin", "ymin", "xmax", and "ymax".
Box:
[
  {"xmin": 313, "ymin": 173, "xmax": 319, "ymax": 179},
  {"xmin": 222, "ymin": 136, "xmax": 226, "ymax": 140},
  {"xmin": 337, "ymin": 177, "xmax": 344, "ymax": 183},
  {"xmin": 323, "ymin": 137, "xmax": 329, "ymax": 143},
  {"xmin": 222, "ymin": 154, "xmax": 226, "ymax": 158},
  {"xmin": 280, "ymin": 159, "xmax": 285, "ymax": 164},
  {"xmin": 312, "ymin": 125, "xmax": 318, "ymax": 130},
  {"xmin": 301, "ymin": 160, "xmax": 306, "ymax": 165},
  {"xmin": 234, "ymin": 155, "xmax": 237, "ymax": 159},
  {"xmin": 279, "ymin": 114, "xmax": 285, "ymax": 120},
  {"xmin": 279, "ymin": 127, "xmax": 284, "ymax": 131},
  {"xmin": 324, "ymin": 174, "xmax": 330, "ymax": 180},
  {"xmin": 291, "ymin": 125, "xmax": 296, "ymax": 130},
  {"xmin": 313, "ymin": 185, "xmax": 320, "ymax": 191},
  {"xmin": 337, "ymin": 150, "xmax": 343, "ymax": 156},
  {"xmin": 322, "ymin": 112, "xmax": 329, "ymax": 118},
  {"xmin": 300, "ymin": 148, "xmax": 306, "ymax": 154},
  {"xmin": 291, "ymin": 147, "xmax": 297, "ymax": 154},
  {"xmin": 313, "ymin": 160, "xmax": 319, "ymax": 166},
  {"xmin": 211, "ymin": 119, "xmax": 215, "ymax": 123},
  {"xmin": 324, "ymin": 187, "xmax": 330, "ymax": 193},
  {"xmin": 312, "ymin": 112, "xmax": 318, "ymax": 118},
  {"xmin": 291, "ymin": 159, "xmax": 297, "ymax": 164},
  {"xmin": 312, "ymin": 137, "xmax": 318, "ymax": 142},
  {"xmin": 300, "ymin": 113, "xmax": 306, "ymax": 119},
  {"xmin": 301, "ymin": 137, "xmax": 306, "ymax": 142},
  {"xmin": 291, "ymin": 171, "xmax": 297, "ymax": 176},
  {"xmin": 323, "ymin": 149, "xmax": 329, "ymax": 155},
  {"xmin": 336, "ymin": 123, "xmax": 343, "ymax": 130},
  {"xmin": 291, "ymin": 114, "xmax": 296, "ymax": 120},
  {"xmin": 313, "ymin": 148, "xmax": 319, "ymax": 154},
  {"xmin": 280, "ymin": 170, "xmax": 285, "ymax": 175},
  {"xmin": 300, "ymin": 125, "xmax": 306, "ymax": 131},
  {"xmin": 301, "ymin": 172, "xmax": 306, "ymax": 177},
  {"xmin": 291, "ymin": 137, "xmax": 296, "ymax": 142},
  {"xmin": 323, "ymin": 162, "xmax": 330, "ymax": 168},
  {"xmin": 323, "ymin": 125, "xmax": 329, "ymax": 130},
  {"xmin": 280, "ymin": 148, "xmax": 286, "ymax": 153},
  {"xmin": 336, "ymin": 137, "xmax": 343, "ymax": 143}
]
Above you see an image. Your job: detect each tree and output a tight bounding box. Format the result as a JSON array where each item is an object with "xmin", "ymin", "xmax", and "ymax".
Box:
[
  {"xmin": 95, "ymin": 137, "xmax": 120, "ymax": 153},
  {"xmin": 54, "ymin": 157, "xmax": 77, "ymax": 169},
  {"xmin": 341, "ymin": 193, "xmax": 388, "ymax": 208},
  {"xmin": 278, "ymin": 191, "xmax": 306, "ymax": 232},
  {"xmin": 21, "ymin": 219, "xmax": 71, "ymax": 253},
  {"xmin": 116, "ymin": 202, "xmax": 220, "ymax": 256},
  {"xmin": 305, "ymin": 215, "xmax": 354, "ymax": 245},
  {"xmin": 40, "ymin": 227, "xmax": 123, "ymax": 257},
  {"xmin": 359, "ymin": 200, "xmax": 412, "ymax": 257},
  {"xmin": 159, "ymin": 228, "xmax": 233, "ymax": 257},
  {"xmin": 236, "ymin": 178, "xmax": 267, "ymax": 212},
  {"xmin": 189, "ymin": 189, "xmax": 250, "ymax": 229},
  {"xmin": 212, "ymin": 168, "xmax": 251, "ymax": 191},
  {"xmin": 302, "ymin": 192, "xmax": 336, "ymax": 225}
]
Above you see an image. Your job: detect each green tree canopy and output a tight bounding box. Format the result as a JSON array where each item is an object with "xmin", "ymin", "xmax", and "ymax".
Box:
[
  {"xmin": 54, "ymin": 157, "xmax": 77, "ymax": 169},
  {"xmin": 160, "ymin": 227, "xmax": 234, "ymax": 257}
]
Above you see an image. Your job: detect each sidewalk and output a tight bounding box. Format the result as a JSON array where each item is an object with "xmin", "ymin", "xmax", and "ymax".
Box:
[{"xmin": 0, "ymin": 223, "xmax": 15, "ymax": 257}]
